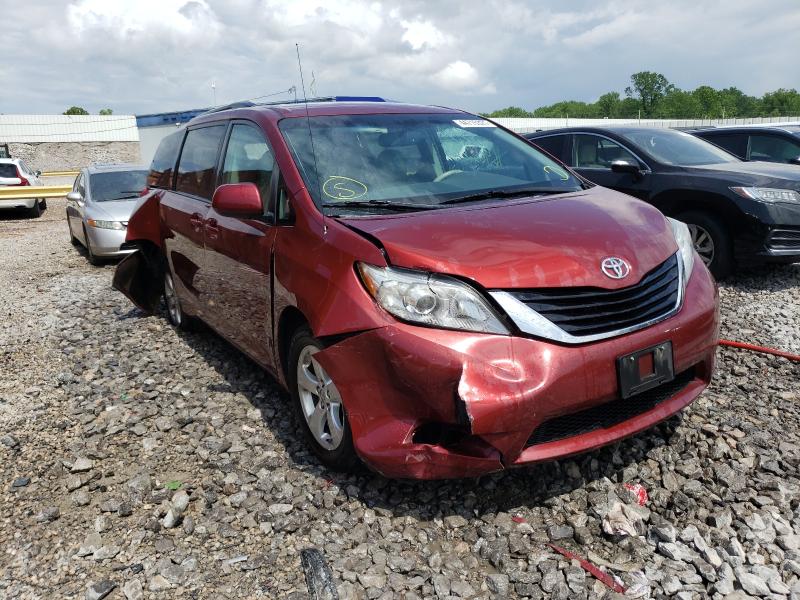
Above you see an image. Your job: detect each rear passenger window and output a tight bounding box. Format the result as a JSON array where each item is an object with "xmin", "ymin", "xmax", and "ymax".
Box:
[
  {"xmin": 0, "ymin": 163, "xmax": 17, "ymax": 178},
  {"xmin": 176, "ymin": 125, "xmax": 226, "ymax": 200},
  {"xmin": 532, "ymin": 135, "xmax": 568, "ymax": 163},
  {"xmin": 221, "ymin": 124, "xmax": 274, "ymax": 201},
  {"xmin": 703, "ymin": 133, "xmax": 747, "ymax": 159},
  {"xmin": 148, "ymin": 131, "xmax": 185, "ymax": 189}
]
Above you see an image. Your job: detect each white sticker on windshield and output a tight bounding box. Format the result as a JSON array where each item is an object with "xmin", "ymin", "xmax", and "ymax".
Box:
[{"xmin": 453, "ymin": 119, "xmax": 496, "ymax": 128}]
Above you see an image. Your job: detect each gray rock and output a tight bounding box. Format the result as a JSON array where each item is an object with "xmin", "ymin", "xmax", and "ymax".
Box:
[
  {"xmin": 85, "ymin": 580, "xmax": 115, "ymax": 600},
  {"xmin": 122, "ymin": 579, "xmax": 143, "ymax": 600},
  {"xmin": 71, "ymin": 457, "xmax": 94, "ymax": 472}
]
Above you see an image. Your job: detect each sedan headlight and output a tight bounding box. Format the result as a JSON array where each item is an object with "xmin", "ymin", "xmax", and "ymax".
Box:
[
  {"xmin": 731, "ymin": 187, "xmax": 800, "ymax": 204},
  {"xmin": 357, "ymin": 263, "xmax": 509, "ymax": 334},
  {"xmin": 667, "ymin": 217, "xmax": 695, "ymax": 282},
  {"xmin": 87, "ymin": 219, "xmax": 126, "ymax": 230}
]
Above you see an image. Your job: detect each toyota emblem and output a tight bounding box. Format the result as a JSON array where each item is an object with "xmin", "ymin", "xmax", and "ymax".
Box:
[{"xmin": 601, "ymin": 257, "xmax": 631, "ymax": 279}]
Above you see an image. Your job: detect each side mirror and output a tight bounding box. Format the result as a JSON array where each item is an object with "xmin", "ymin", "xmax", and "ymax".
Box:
[
  {"xmin": 35, "ymin": 170, "xmax": 42, "ymax": 177},
  {"xmin": 211, "ymin": 183, "xmax": 263, "ymax": 218},
  {"xmin": 789, "ymin": 156, "xmax": 800, "ymax": 166},
  {"xmin": 611, "ymin": 160, "xmax": 643, "ymax": 178},
  {"xmin": 66, "ymin": 191, "xmax": 83, "ymax": 203}
]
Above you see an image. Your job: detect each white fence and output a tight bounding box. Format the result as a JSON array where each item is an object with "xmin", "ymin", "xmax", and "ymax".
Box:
[{"xmin": 492, "ymin": 115, "xmax": 800, "ymax": 134}]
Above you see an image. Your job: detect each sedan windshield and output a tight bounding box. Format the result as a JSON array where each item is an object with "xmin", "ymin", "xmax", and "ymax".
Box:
[
  {"xmin": 620, "ymin": 129, "xmax": 740, "ymax": 166},
  {"xmin": 279, "ymin": 113, "xmax": 582, "ymax": 212},
  {"xmin": 90, "ymin": 170, "xmax": 147, "ymax": 202}
]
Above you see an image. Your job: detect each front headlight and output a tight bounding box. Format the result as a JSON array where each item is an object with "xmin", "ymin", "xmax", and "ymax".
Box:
[
  {"xmin": 731, "ymin": 187, "xmax": 800, "ymax": 204},
  {"xmin": 667, "ymin": 217, "xmax": 695, "ymax": 283},
  {"xmin": 87, "ymin": 219, "xmax": 125, "ymax": 230},
  {"xmin": 357, "ymin": 263, "xmax": 509, "ymax": 335}
]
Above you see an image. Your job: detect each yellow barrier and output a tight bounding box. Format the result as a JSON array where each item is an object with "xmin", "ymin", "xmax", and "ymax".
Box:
[
  {"xmin": 41, "ymin": 171, "xmax": 79, "ymax": 178},
  {"xmin": 0, "ymin": 185, "xmax": 73, "ymax": 200}
]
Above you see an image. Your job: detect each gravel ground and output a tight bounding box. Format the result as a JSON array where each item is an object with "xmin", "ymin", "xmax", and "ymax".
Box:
[{"xmin": 1, "ymin": 198, "xmax": 798, "ymax": 600}]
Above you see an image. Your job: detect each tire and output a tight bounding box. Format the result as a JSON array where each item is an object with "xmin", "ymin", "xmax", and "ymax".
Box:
[
  {"xmin": 83, "ymin": 226, "xmax": 102, "ymax": 266},
  {"xmin": 287, "ymin": 326, "xmax": 359, "ymax": 472},
  {"xmin": 27, "ymin": 200, "xmax": 42, "ymax": 219},
  {"xmin": 68, "ymin": 220, "xmax": 80, "ymax": 246},
  {"xmin": 162, "ymin": 267, "xmax": 195, "ymax": 330},
  {"xmin": 674, "ymin": 210, "xmax": 734, "ymax": 279},
  {"xmin": 40, "ymin": 199, "xmax": 47, "ymax": 210}
]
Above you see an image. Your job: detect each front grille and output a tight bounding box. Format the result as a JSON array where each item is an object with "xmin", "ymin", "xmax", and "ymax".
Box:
[
  {"xmin": 507, "ymin": 254, "xmax": 679, "ymax": 337},
  {"xmin": 768, "ymin": 229, "xmax": 800, "ymax": 250},
  {"xmin": 525, "ymin": 368, "xmax": 695, "ymax": 447}
]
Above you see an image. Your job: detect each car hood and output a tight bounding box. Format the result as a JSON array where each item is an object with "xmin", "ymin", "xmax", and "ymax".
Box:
[
  {"xmin": 687, "ymin": 161, "xmax": 800, "ymax": 188},
  {"xmin": 338, "ymin": 187, "xmax": 678, "ymax": 290},
  {"xmin": 87, "ymin": 199, "xmax": 139, "ymax": 222}
]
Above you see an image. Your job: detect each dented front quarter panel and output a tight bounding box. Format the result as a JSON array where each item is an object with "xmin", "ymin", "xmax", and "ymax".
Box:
[{"xmin": 312, "ymin": 263, "xmax": 719, "ymax": 480}]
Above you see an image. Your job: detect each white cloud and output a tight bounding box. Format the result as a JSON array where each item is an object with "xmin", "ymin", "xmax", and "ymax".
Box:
[
  {"xmin": 401, "ymin": 19, "xmax": 452, "ymax": 50},
  {"xmin": 432, "ymin": 61, "xmax": 495, "ymax": 94},
  {"xmin": 67, "ymin": 0, "xmax": 221, "ymax": 40}
]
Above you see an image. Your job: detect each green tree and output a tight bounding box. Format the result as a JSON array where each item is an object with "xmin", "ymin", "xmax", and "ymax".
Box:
[
  {"xmin": 99, "ymin": 108, "xmax": 113, "ymax": 115},
  {"xmin": 761, "ymin": 89, "xmax": 800, "ymax": 116},
  {"xmin": 657, "ymin": 90, "xmax": 702, "ymax": 118},
  {"xmin": 624, "ymin": 71, "xmax": 675, "ymax": 117},
  {"xmin": 691, "ymin": 86, "xmax": 723, "ymax": 118},
  {"xmin": 63, "ymin": 106, "xmax": 89, "ymax": 115},
  {"xmin": 486, "ymin": 106, "xmax": 535, "ymax": 118},
  {"xmin": 596, "ymin": 92, "xmax": 621, "ymax": 118}
]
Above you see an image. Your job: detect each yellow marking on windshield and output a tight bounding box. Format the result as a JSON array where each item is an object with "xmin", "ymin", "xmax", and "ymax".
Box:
[{"xmin": 322, "ymin": 176, "xmax": 368, "ymax": 200}]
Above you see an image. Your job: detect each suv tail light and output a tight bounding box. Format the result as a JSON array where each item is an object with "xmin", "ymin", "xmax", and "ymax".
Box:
[{"xmin": 15, "ymin": 167, "xmax": 30, "ymax": 186}]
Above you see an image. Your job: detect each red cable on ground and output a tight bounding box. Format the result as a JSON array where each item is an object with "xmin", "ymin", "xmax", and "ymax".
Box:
[
  {"xmin": 719, "ymin": 339, "xmax": 800, "ymax": 363},
  {"xmin": 547, "ymin": 543, "xmax": 626, "ymax": 594}
]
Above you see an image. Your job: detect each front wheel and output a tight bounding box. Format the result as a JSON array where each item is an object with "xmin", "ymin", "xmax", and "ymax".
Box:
[
  {"xmin": 83, "ymin": 226, "xmax": 102, "ymax": 265},
  {"xmin": 675, "ymin": 211, "xmax": 733, "ymax": 279},
  {"xmin": 163, "ymin": 268, "xmax": 194, "ymax": 330},
  {"xmin": 288, "ymin": 327, "xmax": 359, "ymax": 472}
]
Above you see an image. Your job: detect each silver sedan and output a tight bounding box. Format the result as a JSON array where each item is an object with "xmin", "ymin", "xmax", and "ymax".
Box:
[{"xmin": 66, "ymin": 164, "xmax": 148, "ymax": 265}]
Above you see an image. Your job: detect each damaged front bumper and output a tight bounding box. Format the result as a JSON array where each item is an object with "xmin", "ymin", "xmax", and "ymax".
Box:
[{"xmin": 313, "ymin": 261, "xmax": 719, "ymax": 479}]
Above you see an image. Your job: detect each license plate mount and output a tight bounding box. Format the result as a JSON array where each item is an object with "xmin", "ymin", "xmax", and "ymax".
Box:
[{"xmin": 617, "ymin": 341, "xmax": 674, "ymax": 400}]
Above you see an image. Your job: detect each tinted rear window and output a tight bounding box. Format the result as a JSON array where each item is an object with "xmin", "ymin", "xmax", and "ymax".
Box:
[
  {"xmin": 89, "ymin": 170, "xmax": 148, "ymax": 202},
  {"xmin": 0, "ymin": 164, "xmax": 18, "ymax": 178},
  {"xmin": 532, "ymin": 135, "xmax": 568, "ymax": 163},
  {"xmin": 148, "ymin": 131, "xmax": 185, "ymax": 189}
]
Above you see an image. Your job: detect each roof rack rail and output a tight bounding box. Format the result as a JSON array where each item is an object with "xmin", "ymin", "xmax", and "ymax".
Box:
[{"xmin": 201, "ymin": 96, "xmax": 386, "ymax": 114}]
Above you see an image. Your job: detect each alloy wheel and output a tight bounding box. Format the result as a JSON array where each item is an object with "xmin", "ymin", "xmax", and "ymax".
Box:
[
  {"xmin": 688, "ymin": 223, "xmax": 715, "ymax": 267},
  {"xmin": 296, "ymin": 346, "xmax": 345, "ymax": 451},
  {"xmin": 164, "ymin": 271, "xmax": 182, "ymax": 326}
]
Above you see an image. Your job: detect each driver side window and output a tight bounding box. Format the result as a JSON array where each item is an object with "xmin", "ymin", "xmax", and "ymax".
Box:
[{"xmin": 573, "ymin": 134, "xmax": 638, "ymax": 169}]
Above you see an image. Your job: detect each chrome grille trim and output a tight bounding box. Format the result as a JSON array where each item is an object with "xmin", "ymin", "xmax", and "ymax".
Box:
[{"xmin": 490, "ymin": 252, "xmax": 684, "ymax": 345}]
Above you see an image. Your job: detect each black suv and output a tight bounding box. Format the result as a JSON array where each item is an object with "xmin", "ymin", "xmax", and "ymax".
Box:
[
  {"xmin": 689, "ymin": 125, "xmax": 800, "ymax": 165},
  {"xmin": 525, "ymin": 127, "xmax": 800, "ymax": 278}
]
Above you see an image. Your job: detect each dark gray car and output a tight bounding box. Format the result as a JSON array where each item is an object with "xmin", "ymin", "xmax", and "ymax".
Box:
[{"xmin": 66, "ymin": 164, "xmax": 148, "ymax": 265}]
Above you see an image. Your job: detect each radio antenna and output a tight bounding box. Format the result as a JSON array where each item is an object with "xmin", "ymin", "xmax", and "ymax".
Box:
[{"xmin": 296, "ymin": 43, "xmax": 326, "ymax": 235}]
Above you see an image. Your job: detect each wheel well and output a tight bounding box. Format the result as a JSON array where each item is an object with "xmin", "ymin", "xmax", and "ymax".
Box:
[
  {"xmin": 277, "ymin": 307, "xmax": 309, "ymax": 378},
  {"xmin": 649, "ymin": 189, "xmax": 743, "ymax": 233}
]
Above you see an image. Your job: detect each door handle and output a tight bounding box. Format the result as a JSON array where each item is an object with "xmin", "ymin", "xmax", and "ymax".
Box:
[
  {"xmin": 205, "ymin": 217, "xmax": 219, "ymax": 240},
  {"xmin": 189, "ymin": 212, "xmax": 204, "ymax": 231}
]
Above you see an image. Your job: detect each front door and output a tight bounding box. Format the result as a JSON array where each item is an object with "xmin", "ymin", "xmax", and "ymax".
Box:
[
  {"xmin": 162, "ymin": 123, "xmax": 227, "ymax": 319},
  {"xmin": 571, "ymin": 133, "xmax": 650, "ymax": 201},
  {"xmin": 203, "ymin": 122, "xmax": 277, "ymax": 369}
]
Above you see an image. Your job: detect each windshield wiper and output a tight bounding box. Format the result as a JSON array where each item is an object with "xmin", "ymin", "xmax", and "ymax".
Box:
[
  {"xmin": 322, "ymin": 200, "xmax": 438, "ymax": 212},
  {"xmin": 439, "ymin": 187, "xmax": 579, "ymax": 205}
]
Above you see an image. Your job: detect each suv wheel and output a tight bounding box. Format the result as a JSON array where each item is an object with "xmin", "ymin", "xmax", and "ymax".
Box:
[
  {"xmin": 675, "ymin": 211, "xmax": 733, "ymax": 279},
  {"xmin": 288, "ymin": 326, "xmax": 359, "ymax": 472},
  {"xmin": 163, "ymin": 268, "xmax": 194, "ymax": 330}
]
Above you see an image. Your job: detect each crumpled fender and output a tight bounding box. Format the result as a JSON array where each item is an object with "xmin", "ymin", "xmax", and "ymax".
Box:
[{"xmin": 112, "ymin": 192, "xmax": 166, "ymax": 313}]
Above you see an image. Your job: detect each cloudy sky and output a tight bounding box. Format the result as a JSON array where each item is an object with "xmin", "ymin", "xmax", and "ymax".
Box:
[{"xmin": 3, "ymin": 0, "xmax": 799, "ymax": 116}]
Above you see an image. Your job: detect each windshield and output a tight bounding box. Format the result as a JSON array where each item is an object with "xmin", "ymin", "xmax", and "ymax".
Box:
[
  {"xmin": 619, "ymin": 129, "xmax": 740, "ymax": 166},
  {"xmin": 279, "ymin": 113, "xmax": 582, "ymax": 213},
  {"xmin": 89, "ymin": 170, "xmax": 147, "ymax": 201}
]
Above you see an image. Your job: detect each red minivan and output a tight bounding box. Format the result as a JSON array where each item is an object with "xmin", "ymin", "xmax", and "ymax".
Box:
[{"xmin": 114, "ymin": 101, "xmax": 719, "ymax": 479}]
